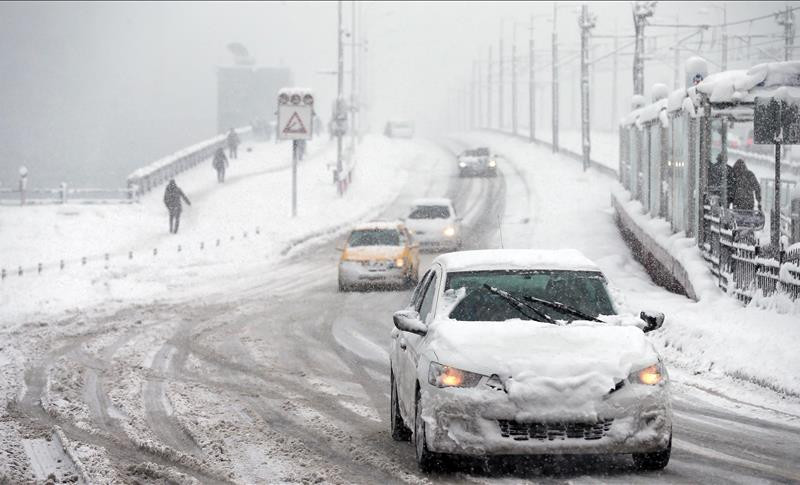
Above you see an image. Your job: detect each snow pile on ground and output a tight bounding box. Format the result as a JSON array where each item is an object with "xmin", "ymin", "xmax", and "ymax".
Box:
[
  {"xmin": 462, "ymin": 131, "xmax": 800, "ymax": 399},
  {"xmin": 0, "ymin": 134, "xmax": 427, "ymax": 326}
]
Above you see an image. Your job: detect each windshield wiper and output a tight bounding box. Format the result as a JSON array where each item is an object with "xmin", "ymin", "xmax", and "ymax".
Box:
[
  {"xmin": 522, "ymin": 295, "xmax": 603, "ymax": 323},
  {"xmin": 483, "ymin": 284, "xmax": 555, "ymax": 324}
]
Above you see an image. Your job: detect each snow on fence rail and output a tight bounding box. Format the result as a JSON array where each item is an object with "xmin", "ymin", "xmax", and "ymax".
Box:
[
  {"xmin": 0, "ymin": 185, "xmax": 138, "ymax": 205},
  {"xmin": 126, "ymin": 126, "xmax": 251, "ymax": 195}
]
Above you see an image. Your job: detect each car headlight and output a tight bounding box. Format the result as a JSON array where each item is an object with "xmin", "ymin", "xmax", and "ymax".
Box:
[
  {"xmin": 443, "ymin": 226, "xmax": 456, "ymax": 237},
  {"xmin": 458, "ymin": 161, "xmax": 467, "ymax": 168},
  {"xmin": 428, "ymin": 362, "xmax": 484, "ymax": 388},
  {"xmin": 394, "ymin": 258, "xmax": 404, "ymax": 268},
  {"xmin": 488, "ymin": 159, "xmax": 497, "ymax": 168},
  {"xmin": 628, "ymin": 362, "xmax": 666, "ymax": 385}
]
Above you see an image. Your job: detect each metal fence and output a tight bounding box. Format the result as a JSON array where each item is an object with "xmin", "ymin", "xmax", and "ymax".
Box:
[
  {"xmin": 126, "ymin": 126, "xmax": 251, "ymax": 195},
  {"xmin": 0, "ymin": 185, "xmax": 138, "ymax": 205},
  {"xmin": 702, "ymin": 202, "xmax": 800, "ymax": 302}
]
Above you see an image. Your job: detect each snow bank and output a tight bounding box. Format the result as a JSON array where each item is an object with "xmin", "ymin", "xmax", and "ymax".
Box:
[{"xmin": 0, "ymin": 134, "xmax": 425, "ymax": 326}]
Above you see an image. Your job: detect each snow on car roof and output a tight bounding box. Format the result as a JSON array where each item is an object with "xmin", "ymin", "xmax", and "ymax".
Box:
[
  {"xmin": 435, "ymin": 249, "xmax": 601, "ymax": 273},
  {"xmin": 411, "ymin": 197, "xmax": 452, "ymax": 207},
  {"xmin": 352, "ymin": 220, "xmax": 403, "ymax": 231}
]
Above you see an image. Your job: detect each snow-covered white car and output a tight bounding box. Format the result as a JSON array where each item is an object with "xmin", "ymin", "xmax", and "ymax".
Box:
[
  {"xmin": 457, "ymin": 147, "xmax": 497, "ymax": 177},
  {"xmin": 403, "ymin": 198, "xmax": 462, "ymax": 252},
  {"xmin": 389, "ymin": 249, "xmax": 671, "ymax": 472}
]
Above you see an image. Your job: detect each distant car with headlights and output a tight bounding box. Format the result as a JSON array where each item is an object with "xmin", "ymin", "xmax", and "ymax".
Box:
[
  {"xmin": 338, "ymin": 221, "xmax": 420, "ymax": 291},
  {"xmin": 390, "ymin": 249, "xmax": 671, "ymax": 472},
  {"xmin": 457, "ymin": 147, "xmax": 497, "ymax": 177},
  {"xmin": 403, "ymin": 198, "xmax": 462, "ymax": 252}
]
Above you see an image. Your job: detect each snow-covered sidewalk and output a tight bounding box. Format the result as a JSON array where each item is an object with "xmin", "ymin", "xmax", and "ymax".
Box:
[
  {"xmin": 462, "ymin": 131, "xmax": 800, "ymax": 404},
  {"xmin": 0, "ymin": 135, "xmax": 430, "ymax": 325}
]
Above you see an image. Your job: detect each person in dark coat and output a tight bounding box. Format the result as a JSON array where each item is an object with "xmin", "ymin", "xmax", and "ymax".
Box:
[
  {"xmin": 163, "ymin": 179, "xmax": 191, "ymax": 234},
  {"xmin": 212, "ymin": 148, "xmax": 228, "ymax": 183},
  {"xmin": 227, "ymin": 128, "xmax": 240, "ymax": 159},
  {"xmin": 708, "ymin": 153, "xmax": 728, "ymax": 198},
  {"xmin": 727, "ymin": 158, "xmax": 762, "ymax": 210}
]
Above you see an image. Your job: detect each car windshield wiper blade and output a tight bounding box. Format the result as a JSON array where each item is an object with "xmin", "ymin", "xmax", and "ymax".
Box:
[
  {"xmin": 523, "ymin": 295, "xmax": 603, "ymax": 323},
  {"xmin": 483, "ymin": 284, "xmax": 555, "ymax": 324}
]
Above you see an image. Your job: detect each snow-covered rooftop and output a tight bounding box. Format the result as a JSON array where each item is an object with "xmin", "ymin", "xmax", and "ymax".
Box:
[
  {"xmin": 436, "ymin": 249, "xmax": 601, "ymax": 273},
  {"xmin": 622, "ymin": 60, "xmax": 800, "ymax": 126}
]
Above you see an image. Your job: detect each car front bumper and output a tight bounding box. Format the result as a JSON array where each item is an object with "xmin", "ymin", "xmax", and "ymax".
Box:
[
  {"xmin": 338, "ymin": 261, "xmax": 408, "ymax": 287},
  {"xmin": 420, "ymin": 382, "xmax": 671, "ymax": 456},
  {"xmin": 459, "ymin": 165, "xmax": 497, "ymax": 176}
]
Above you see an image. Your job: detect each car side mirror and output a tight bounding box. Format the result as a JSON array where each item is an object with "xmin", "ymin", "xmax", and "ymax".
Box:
[
  {"xmin": 393, "ymin": 310, "xmax": 427, "ymax": 336},
  {"xmin": 640, "ymin": 311, "xmax": 665, "ymax": 333}
]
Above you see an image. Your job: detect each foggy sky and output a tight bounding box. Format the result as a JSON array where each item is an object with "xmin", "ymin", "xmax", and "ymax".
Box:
[{"xmin": 0, "ymin": 1, "xmax": 790, "ymax": 188}]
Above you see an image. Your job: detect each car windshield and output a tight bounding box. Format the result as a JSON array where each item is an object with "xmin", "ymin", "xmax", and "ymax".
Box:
[
  {"xmin": 446, "ymin": 270, "xmax": 615, "ymax": 322},
  {"xmin": 409, "ymin": 205, "xmax": 450, "ymax": 219},
  {"xmin": 347, "ymin": 229, "xmax": 401, "ymax": 247}
]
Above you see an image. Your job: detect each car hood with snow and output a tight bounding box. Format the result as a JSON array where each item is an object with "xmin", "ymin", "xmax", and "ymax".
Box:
[{"xmin": 427, "ymin": 319, "xmax": 659, "ymax": 414}]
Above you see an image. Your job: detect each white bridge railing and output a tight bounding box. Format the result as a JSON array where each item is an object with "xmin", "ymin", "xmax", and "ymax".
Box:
[{"xmin": 126, "ymin": 126, "xmax": 251, "ymax": 195}]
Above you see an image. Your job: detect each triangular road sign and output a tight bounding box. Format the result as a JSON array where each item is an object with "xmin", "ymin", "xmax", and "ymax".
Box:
[{"xmin": 282, "ymin": 111, "xmax": 308, "ymax": 134}]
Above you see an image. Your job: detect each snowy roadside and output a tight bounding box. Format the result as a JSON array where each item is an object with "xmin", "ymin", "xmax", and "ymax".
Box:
[
  {"xmin": 0, "ymin": 134, "xmax": 429, "ymax": 327},
  {"xmin": 460, "ymin": 131, "xmax": 800, "ymax": 411}
]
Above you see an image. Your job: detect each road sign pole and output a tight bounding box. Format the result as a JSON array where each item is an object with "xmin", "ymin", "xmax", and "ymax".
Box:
[{"xmin": 292, "ymin": 140, "xmax": 299, "ymax": 217}]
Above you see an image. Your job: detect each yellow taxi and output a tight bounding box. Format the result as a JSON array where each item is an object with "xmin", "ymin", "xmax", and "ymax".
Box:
[{"xmin": 338, "ymin": 221, "xmax": 420, "ymax": 291}]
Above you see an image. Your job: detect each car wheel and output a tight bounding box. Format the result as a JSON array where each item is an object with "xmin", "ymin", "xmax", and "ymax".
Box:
[
  {"xmin": 391, "ymin": 372, "xmax": 412, "ymax": 441},
  {"xmin": 632, "ymin": 435, "xmax": 671, "ymax": 471},
  {"xmin": 415, "ymin": 387, "xmax": 440, "ymax": 472},
  {"xmin": 338, "ymin": 277, "xmax": 348, "ymax": 292}
]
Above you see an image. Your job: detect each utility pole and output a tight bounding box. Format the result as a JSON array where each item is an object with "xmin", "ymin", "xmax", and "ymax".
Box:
[
  {"xmin": 477, "ymin": 61, "xmax": 483, "ymax": 128},
  {"xmin": 579, "ymin": 5, "xmax": 596, "ymax": 172},
  {"xmin": 336, "ymin": 0, "xmax": 345, "ymax": 196},
  {"xmin": 488, "ymin": 46, "xmax": 493, "ymax": 128},
  {"xmin": 673, "ymin": 15, "xmax": 680, "ymax": 89},
  {"xmin": 552, "ymin": 3, "xmax": 559, "ymax": 152},
  {"xmin": 470, "ymin": 61, "xmax": 476, "ymax": 129},
  {"xmin": 632, "ymin": 1, "xmax": 655, "ymax": 95},
  {"xmin": 499, "ymin": 25, "xmax": 504, "ymax": 131},
  {"xmin": 776, "ymin": 6, "xmax": 795, "ymax": 61},
  {"xmin": 719, "ymin": 4, "xmax": 729, "ymax": 209},
  {"xmin": 350, "ymin": 0, "xmax": 357, "ymax": 149},
  {"xmin": 612, "ymin": 29, "xmax": 619, "ymax": 127},
  {"xmin": 529, "ymin": 15, "xmax": 535, "ymax": 142},
  {"xmin": 512, "ymin": 22, "xmax": 518, "ymax": 136}
]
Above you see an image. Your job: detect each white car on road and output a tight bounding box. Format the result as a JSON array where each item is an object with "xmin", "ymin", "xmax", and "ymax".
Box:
[
  {"xmin": 403, "ymin": 198, "xmax": 462, "ymax": 252},
  {"xmin": 389, "ymin": 249, "xmax": 671, "ymax": 472}
]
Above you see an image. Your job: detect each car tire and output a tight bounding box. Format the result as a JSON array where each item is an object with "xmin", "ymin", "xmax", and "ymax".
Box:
[
  {"xmin": 632, "ymin": 435, "xmax": 671, "ymax": 471},
  {"xmin": 415, "ymin": 387, "xmax": 441, "ymax": 472},
  {"xmin": 391, "ymin": 372, "xmax": 412, "ymax": 442},
  {"xmin": 338, "ymin": 277, "xmax": 348, "ymax": 292}
]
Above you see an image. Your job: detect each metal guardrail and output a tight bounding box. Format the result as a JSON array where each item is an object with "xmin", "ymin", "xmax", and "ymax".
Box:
[{"xmin": 126, "ymin": 126, "xmax": 251, "ymax": 195}]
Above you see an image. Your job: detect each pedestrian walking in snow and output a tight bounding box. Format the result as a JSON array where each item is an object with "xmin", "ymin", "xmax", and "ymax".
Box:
[
  {"xmin": 227, "ymin": 128, "xmax": 240, "ymax": 159},
  {"xmin": 212, "ymin": 148, "xmax": 229, "ymax": 183},
  {"xmin": 163, "ymin": 179, "xmax": 191, "ymax": 234},
  {"xmin": 727, "ymin": 158, "xmax": 762, "ymax": 211}
]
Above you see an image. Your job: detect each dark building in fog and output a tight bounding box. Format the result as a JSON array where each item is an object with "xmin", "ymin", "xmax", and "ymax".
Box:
[{"xmin": 217, "ymin": 66, "xmax": 293, "ymax": 133}]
